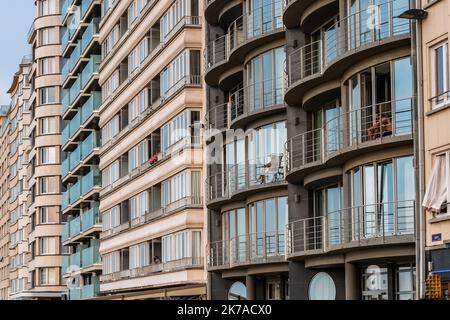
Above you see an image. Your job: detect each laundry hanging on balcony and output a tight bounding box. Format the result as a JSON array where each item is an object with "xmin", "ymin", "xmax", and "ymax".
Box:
[{"xmin": 423, "ymin": 156, "xmax": 447, "ymax": 213}]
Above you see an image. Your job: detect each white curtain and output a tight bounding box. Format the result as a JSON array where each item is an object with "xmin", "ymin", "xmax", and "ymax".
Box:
[{"xmin": 422, "ymin": 156, "xmax": 447, "ymax": 212}]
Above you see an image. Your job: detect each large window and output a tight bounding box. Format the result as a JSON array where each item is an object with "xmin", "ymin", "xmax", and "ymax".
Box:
[
  {"xmin": 161, "ymin": 170, "xmax": 201, "ymax": 208},
  {"xmin": 308, "ymin": 272, "xmax": 336, "ymax": 300},
  {"xmin": 39, "ymin": 237, "xmax": 58, "ymax": 255},
  {"xmin": 39, "ymin": 146, "xmax": 58, "ymax": 164},
  {"xmin": 161, "ymin": 110, "xmax": 200, "ymax": 154},
  {"xmin": 39, "ymin": 117, "xmax": 58, "ymax": 135},
  {"xmin": 431, "ymin": 41, "xmax": 449, "ymax": 108},
  {"xmin": 245, "ymin": 47, "xmax": 284, "ymax": 112},
  {"xmin": 39, "ymin": 268, "xmax": 59, "ymax": 285},
  {"xmin": 350, "ymin": 156, "xmax": 415, "ymax": 239},
  {"xmin": 347, "ymin": 56, "xmax": 412, "ymax": 143},
  {"xmin": 246, "ymin": 0, "xmax": 282, "ymax": 38},
  {"xmin": 162, "ymin": 230, "xmax": 202, "ymax": 263},
  {"xmin": 160, "ymin": 0, "xmax": 199, "ymax": 43},
  {"xmin": 40, "ymin": 0, "xmax": 57, "ymax": 16},
  {"xmin": 130, "ymin": 191, "xmax": 148, "ymax": 220},
  {"xmin": 40, "ymin": 86, "xmax": 58, "ymax": 105},
  {"xmin": 314, "ymin": 184, "xmax": 343, "ymax": 245}
]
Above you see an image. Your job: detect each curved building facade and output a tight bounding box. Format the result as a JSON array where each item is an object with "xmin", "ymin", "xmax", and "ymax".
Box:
[
  {"xmin": 283, "ymin": 0, "xmax": 417, "ymax": 300},
  {"xmin": 205, "ymin": 0, "xmax": 289, "ymax": 300}
]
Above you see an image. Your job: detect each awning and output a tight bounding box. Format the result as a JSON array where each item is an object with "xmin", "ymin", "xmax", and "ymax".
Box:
[{"xmin": 423, "ymin": 156, "xmax": 447, "ymax": 212}]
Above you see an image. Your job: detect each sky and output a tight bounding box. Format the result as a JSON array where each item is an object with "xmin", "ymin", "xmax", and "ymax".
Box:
[{"xmin": 0, "ymin": 0, "xmax": 35, "ymax": 105}]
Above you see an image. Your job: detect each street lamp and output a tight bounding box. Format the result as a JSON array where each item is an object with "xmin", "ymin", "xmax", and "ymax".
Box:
[{"xmin": 399, "ymin": 8, "xmax": 428, "ymax": 20}]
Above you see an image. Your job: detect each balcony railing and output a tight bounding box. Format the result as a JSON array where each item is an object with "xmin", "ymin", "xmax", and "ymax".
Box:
[
  {"xmin": 207, "ymin": 154, "xmax": 286, "ymax": 203},
  {"xmin": 69, "ymin": 216, "xmax": 81, "ymax": 238},
  {"xmin": 81, "ymin": 281, "xmax": 100, "ymax": 300},
  {"xmin": 81, "ymin": 131, "xmax": 101, "ymax": 160},
  {"xmin": 68, "ymin": 288, "xmax": 81, "ymax": 300},
  {"xmin": 208, "ymin": 231, "xmax": 285, "ymax": 269},
  {"xmin": 286, "ymin": 99, "xmax": 413, "ymax": 173},
  {"xmin": 206, "ymin": 102, "xmax": 228, "ymax": 130},
  {"xmin": 81, "ymin": 206, "xmax": 101, "ymax": 232},
  {"xmin": 100, "ymin": 257, "xmax": 204, "ymax": 283},
  {"xmin": 69, "ymin": 145, "xmax": 82, "ymax": 172},
  {"xmin": 81, "ymin": 167, "xmax": 101, "ymax": 196},
  {"xmin": 205, "ymin": 1, "xmax": 283, "ymax": 73},
  {"xmin": 69, "ymin": 75, "xmax": 83, "ymax": 105},
  {"xmin": 286, "ymin": 200, "xmax": 415, "ymax": 257},
  {"xmin": 81, "ymin": 55, "xmax": 101, "ymax": 89},
  {"xmin": 161, "ymin": 75, "xmax": 202, "ymax": 102},
  {"xmin": 81, "ymin": 91, "xmax": 101, "ymax": 124},
  {"xmin": 287, "ymin": 0, "xmax": 410, "ymax": 87},
  {"xmin": 81, "ymin": 18, "xmax": 100, "ymax": 54},
  {"xmin": 81, "ymin": 245, "xmax": 101, "ymax": 268},
  {"xmin": 429, "ymin": 89, "xmax": 450, "ymax": 109}
]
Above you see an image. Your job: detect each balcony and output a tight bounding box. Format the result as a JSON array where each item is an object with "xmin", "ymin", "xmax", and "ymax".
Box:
[
  {"xmin": 68, "ymin": 288, "xmax": 81, "ymax": 300},
  {"xmin": 81, "ymin": 245, "xmax": 101, "ymax": 269},
  {"xmin": 285, "ymin": 99, "xmax": 413, "ymax": 181},
  {"xmin": 81, "ymin": 168, "xmax": 101, "ymax": 197},
  {"xmin": 62, "ymin": 157, "xmax": 70, "ymax": 179},
  {"xmin": 81, "ymin": 206, "xmax": 101, "ymax": 233},
  {"xmin": 81, "ymin": 131, "xmax": 100, "ymax": 160},
  {"xmin": 62, "ymin": 190, "xmax": 70, "ymax": 210},
  {"xmin": 204, "ymin": 0, "xmax": 242, "ymax": 25},
  {"xmin": 69, "ymin": 145, "xmax": 82, "ymax": 172},
  {"xmin": 62, "ymin": 223, "xmax": 70, "ymax": 243},
  {"xmin": 69, "ymin": 75, "xmax": 83, "ymax": 105},
  {"xmin": 81, "ymin": 18, "xmax": 100, "ymax": 55},
  {"xmin": 81, "ymin": 280, "xmax": 100, "ymax": 300},
  {"xmin": 69, "ymin": 216, "xmax": 82, "ymax": 238},
  {"xmin": 285, "ymin": 0, "xmax": 411, "ymax": 105},
  {"xmin": 286, "ymin": 200, "xmax": 415, "ymax": 259},
  {"xmin": 81, "ymin": 91, "xmax": 101, "ymax": 125},
  {"xmin": 205, "ymin": 1, "xmax": 284, "ymax": 86},
  {"xmin": 81, "ymin": 0, "xmax": 97, "ymax": 21},
  {"xmin": 70, "ymin": 251, "xmax": 82, "ymax": 269},
  {"xmin": 100, "ymin": 257, "xmax": 204, "ymax": 283},
  {"xmin": 81, "ymin": 55, "xmax": 101, "ymax": 90},
  {"xmin": 207, "ymin": 154, "xmax": 286, "ymax": 207},
  {"xmin": 69, "ymin": 181, "xmax": 82, "ymax": 205},
  {"xmin": 208, "ymin": 231, "xmax": 285, "ymax": 270}
]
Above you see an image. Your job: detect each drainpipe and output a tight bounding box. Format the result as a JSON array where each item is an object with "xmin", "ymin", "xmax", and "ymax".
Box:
[{"xmin": 411, "ymin": 0, "xmax": 426, "ymax": 300}]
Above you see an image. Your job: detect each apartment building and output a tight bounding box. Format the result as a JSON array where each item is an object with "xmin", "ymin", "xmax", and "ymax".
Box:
[
  {"xmin": 7, "ymin": 56, "xmax": 33, "ymax": 299},
  {"xmin": 421, "ymin": 0, "xmax": 450, "ymax": 300},
  {"xmin": 97, "ymin": 0, "xmax": 206, "ymax": 299},
  {"xmin": 59, "ymin": 0, "xmax": 103, "ymax": 300},
  {"xmin": 205, "ymin": 0, "xmax": 289, "ymax": 300},
  {"xmin": 283, "ymin": 0, "xmax": 416, "ymax": 300},
  {"xmin": 25, "ymin": 0, "xmax": 66, "ymax": 299},
  {"xmin": 0, "ymin": 105, "xmax": 11, "ymax": 300}
]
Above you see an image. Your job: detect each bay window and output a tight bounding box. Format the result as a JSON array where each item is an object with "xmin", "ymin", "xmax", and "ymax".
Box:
[
  {"xmin": 40, "ymin": 268, "xmax": 59, "ymax": 285},
  {"xmin": 350, "ymin": 156, "xmax": 415, "ymax": 238},
  {"xmin": 39, "ymin": 237, "xmax": 58, "ymax": 255},
  {"xmin": 162, "ymin": 230, "xmax": 202, "ymax": 263}
]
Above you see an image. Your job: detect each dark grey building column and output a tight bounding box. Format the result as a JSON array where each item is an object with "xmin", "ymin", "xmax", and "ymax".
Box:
[
  {"xmin": 246, "ymin": 275, "xmax": 256, "ymax": 300},
  {"xmin": 345, "ymin": 262, "xmax": 359, "ymax": 300}
]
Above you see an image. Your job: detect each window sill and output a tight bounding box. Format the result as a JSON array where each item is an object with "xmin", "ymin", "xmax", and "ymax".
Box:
[
  {"xmin": 429, "ymin": 214, "xmax": 450, "ymax": 224},
  {"xmin": 426, "ymin": 102, "xmax": 450, "ymax": 116}
]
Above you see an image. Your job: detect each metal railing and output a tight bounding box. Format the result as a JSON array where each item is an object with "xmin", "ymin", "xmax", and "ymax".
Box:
[
  {"xmin": 207, "ymin": 154, "xmax": 285, "ymax": 202},
  {"xmin": 100, "ymin": 257, "xmax": 203, "ymax": 283},
  {"xmin": 287, "ymin": 200, "xmax": 415, "ymax": 257},
  {"xmin": 208, "ymin": 231, "xmax": 285, "ymax": 268},
  {"xmin": 287, "ymin": 0, "xmax": 410, "ymax": 87},
  {"xmin": 286, "ymin": 98, "xmax": 413, "ymax": 173},
  {"xmin": 429, "ymin": 89, "xmax": 450, "ymax": 109},
  {"xmin": 205, "ymin": 1, "xmax": 283, "ymax": 73}
]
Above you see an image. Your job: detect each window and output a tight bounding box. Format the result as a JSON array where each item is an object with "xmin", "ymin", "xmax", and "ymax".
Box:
[
  {"xmin": 40, "ymin": 268, "xmax": 58, "ymax": 285},
  {"xmin": 228, "ymin": 282, "xmax": 247, "ymax": 300},
  {"xmin": 431, "ymin": 41, "xmax": 449, "ymax": 108},
  {"xmin": 39, "ymin": 237, "xmax": 58, "ymax": 255},
  {"xmin": 103, "ymin": 206, "xmax": 121, "ymax": 231},
  {"xmin": 40, "ymin": 0, "xmax": 57, "ymax": 15},
  {"xmin": 130, "ymin": 191, "xmax": 148, "ymax": 220},
  {"xmin": 40, "ymin": 86, "xmax": 58, "ymax": 105},
  {"xmin": 423, "ymin": 152, "xmax": 450, "ymax": 214},
  {"xmin": 161, "ymin": 171, "xmax": 200, "ymax": 207},
  {"xmin": 39, "ymin": 117, "xmax": 58, "ymax": 134},
  {"xmin": 39, "ymin": 176, "xmax": 59, "ymax": 195},
  {"xmin": 161, "ymin": 230, "xmax": 202, "ymax": 263},
  {"xmin": 40, "ymin": 207, "xmax": 59, "ymax": 224},
  {"xmin": 39, "ymin": 57, "xmax": 57, "ymax": 75},
  {"xmin": 351, "ymin": 156, "xmax": 415, "ymax": 238},
  {"xmin": 130, "ymin": 242, "xmax": 149, "ymax": 269},
  {"xmin": 39, "ymin": 27, "xmax": 57, "ymax": 45},
  {"xmin": 308, "ymin": 272, "xmax": 336, "ymax": 300},
  {"xmin": 40, "ymin": 146, "xmax": 58, "ymax": 164}
]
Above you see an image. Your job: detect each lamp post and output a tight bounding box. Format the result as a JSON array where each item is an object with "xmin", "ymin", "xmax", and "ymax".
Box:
[{"xmin": 399, "ymin": 3, "xmax": 428, "ymax": 300}]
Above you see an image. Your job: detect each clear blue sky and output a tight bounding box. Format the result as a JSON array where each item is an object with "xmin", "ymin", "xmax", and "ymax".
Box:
[{"xmin": 0, "ymin": 0, "xmax": 35, "ymax": 105}]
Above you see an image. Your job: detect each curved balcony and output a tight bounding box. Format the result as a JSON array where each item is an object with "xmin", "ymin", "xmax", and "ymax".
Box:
[
  {"xmin": 204, "ymin": 0, "xmax": 243, "ymax": 26},
  {"xmin": 285, "ymin": 0, "xmax": 410, "ymax": 106},
  {"xmin": 286, "ymin": 200, "xmax": 415, "ymax": 260},
  {"xmin": 207, "ymin": 154, "xmax": 286, "ymax": 209},
  {"xmin": 205, "ymin": 78, "xmax": 285, "ymax": 131},
  {"xmin": 286, "ymin": 99, "xmax": 413, "ymax": 182},
  {"xmin": 282, "ymin": 0, "xmax": 338, "ymax": 30},
  {"xmin": 208, "ymin": 231, "xmax": 286, "ymax": 271},
  {"xmin": 205, "ymin": 1, "xmax": 284, "ymax": 87}
]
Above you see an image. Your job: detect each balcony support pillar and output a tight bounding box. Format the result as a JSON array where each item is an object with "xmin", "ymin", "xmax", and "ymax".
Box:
[
  {"xmin": 246, "ymin": 275, "xmax": 256, "ymax": 300},
  {"xmin": 345, "ymin": 262, "xmax": 359, "ymax": 300}
]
